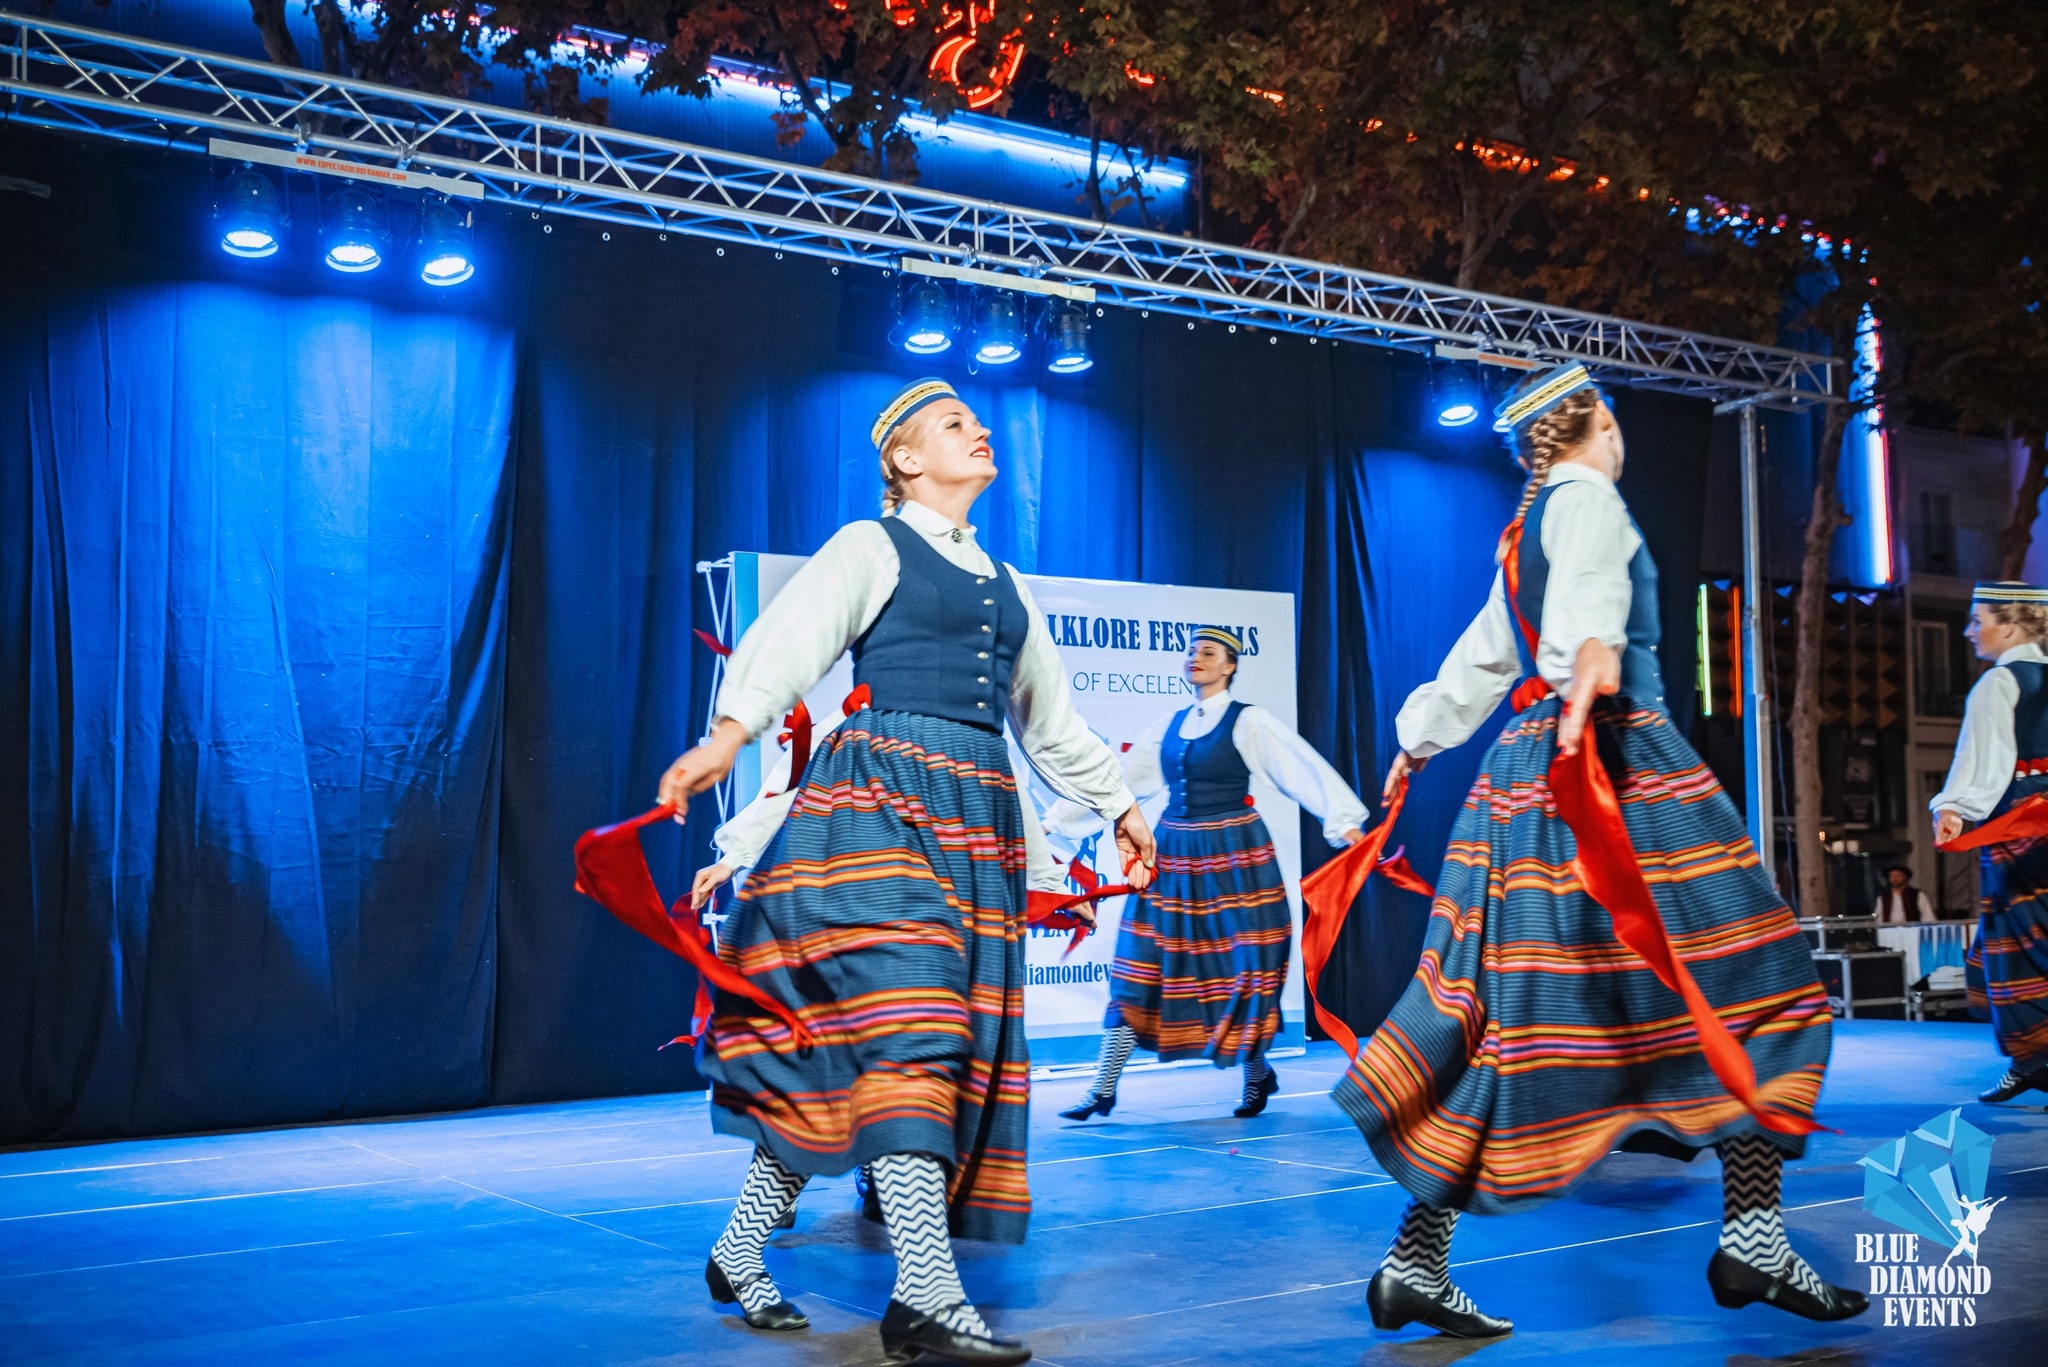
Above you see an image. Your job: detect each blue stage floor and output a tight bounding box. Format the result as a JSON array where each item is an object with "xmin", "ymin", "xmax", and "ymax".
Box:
[{"xmin": 4, "ymin": 1021, "xmax": 2045, "ymax": 1365}]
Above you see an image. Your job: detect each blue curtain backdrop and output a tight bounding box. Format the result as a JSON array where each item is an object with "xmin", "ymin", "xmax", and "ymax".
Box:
[{"xmin": 0, "ymin": 136, "xmax": 1713, "ymax": 1140}]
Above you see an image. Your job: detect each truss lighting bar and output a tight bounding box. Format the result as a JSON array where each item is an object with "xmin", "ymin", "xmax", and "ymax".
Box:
[
  {"xmin": 901, "ymin": 256, "xmax": 1095, "ymax": 303},
  {"xmin": 207, "ymin": 135, "xmax": 484, "ymax": 199},
  {"xmin": 0, "ymin": 11, "xmax": 1838, "ymax": 405}
]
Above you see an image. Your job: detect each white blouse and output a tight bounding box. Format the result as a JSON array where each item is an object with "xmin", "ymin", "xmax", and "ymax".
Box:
[
  {"xmin": 1930, "ymin": 642, "xmax": 2048, "ymax": 821},
  {"xmin": 713, "ymin": 497, "xmax": 1137, "ymax": 822},
  {"xmin": 1116, "ymin": 688, "xmax": 1369, "ymax": 847},
  {"xmin": 1395, "ymin": 463, "xmax": 1640, "ymax": 758},
  {"xmin": 711, "ymin": 707, "xmax": 1067, "ymax": 892}
]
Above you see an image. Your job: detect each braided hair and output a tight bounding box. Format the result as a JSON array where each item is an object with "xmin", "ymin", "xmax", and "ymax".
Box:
[{"xmin": 1497, "ymin": 389, "xmax": 1604, "ymax": 561}]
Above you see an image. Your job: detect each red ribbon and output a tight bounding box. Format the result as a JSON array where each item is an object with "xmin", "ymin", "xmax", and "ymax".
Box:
[
  {"xmin": 1300, "ymin": 776, "xmax": 1433, "ymax": 1060},
  {"xmin": 693, "ymin": 628, "xmax": 732, "ymax": 657},
  {"xmin": 1025, "ymin": 856, "xmax": 1135, "ymax": 959},
  {"xmin": 572, "ymin": 805, "xmax": 814, "ymax": 1050},
  {"xmin": 772, "ymin": 700, "xmax": 812, "ymax": 799},
  {"xmin": 1937, "ymin": 793, "xmax": 2048, "ymax": 851},
  {"xmin": 1498, "ymin": 514, "xmax": 1818, "ymax": 1137}
]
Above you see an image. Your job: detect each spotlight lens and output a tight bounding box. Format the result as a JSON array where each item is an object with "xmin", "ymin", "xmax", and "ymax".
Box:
[
  {"xmin": 221, "ymin": 227, "xmax": 279, "ymax": 258},
  {"xmin": 1048, "ymin": 353, "xmax": 1094, "ymax": 374},
  {"xmin": 905, "ymin": 328, "xmax": 953, "ymax": 355},
  {"xmin": 1437, "ymin": 402, "xmax": 1479, "ymax": 427},
  {"xmin": 326, "ymin": 241, "xmax": 382, "ymax": 272},
  {"xmin": 421, "ymin": 252, "xmax": 474, "ymax": 286},
  {"xmin": 975, "ymin": 341, "xmax": 1022, "ymax": 365}
]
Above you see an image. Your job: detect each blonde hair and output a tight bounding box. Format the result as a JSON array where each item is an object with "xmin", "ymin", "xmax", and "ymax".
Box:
[
  {"xmin": 1987, "ymin": 599, "xmax": 2048, "ymax": 642},
  {"xmin": 878, "ymin": 407, "xmax": 941, "ymax": 514},
  {"xmin": 1498, "ymin": 389, "xmax": 1604, "ymax": 559}
]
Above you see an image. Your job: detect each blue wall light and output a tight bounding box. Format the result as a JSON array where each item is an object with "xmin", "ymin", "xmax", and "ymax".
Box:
[
  {"xmin": 216, "ymin": 167, "xmax": 284, "ymax": 259},
  {"xmin": 324, "ymin": 185, "xmax": 386, "ymax": 273},
  {"xmin": 416, "ymin": 197, "xmax": 475, "ymax": 286},
  {"xmin": 971, "ymin": 289, "xmax": 1024, "ymax": 366},
  {"xmin": 896, "ymin": 278, "xmax": 956, "ymax": 355},
  {"xmin": 1044, "ymin": 299, "xmax": 1093, "ymax": 374}
]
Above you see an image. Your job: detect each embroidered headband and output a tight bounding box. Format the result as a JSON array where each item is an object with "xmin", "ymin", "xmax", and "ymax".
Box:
[
  {"xmin": 1973, "ymin": 581, "xmax": 2048, "ymax": 606},
  {"xmin": 1493, "ymin": 362, "xmax": 1603, "ymax": 437},
  {"xmin": 1193, "ymin": 625, "xmax": 1243, "ymax": 654},
  {"xmin": 872, "ymin": 378, "xmax": 959, "ymax": 449}
]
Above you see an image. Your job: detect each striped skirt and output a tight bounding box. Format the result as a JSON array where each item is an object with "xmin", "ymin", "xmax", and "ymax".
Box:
[
  {"xmin": 701, "ymin": 708, "xmax": 1032, "ymax": 1244},
  {"xmin": 1969, "ymin": 835, "xmax": 2048, "ymax": 1061},
  {"xmin": 1106, "ymin": 808, "xmax": 1289, "ymax": 1066},
  {"xmin": 1332, "ymin": 698, "xmax": 1833, "ymax": 1215}
]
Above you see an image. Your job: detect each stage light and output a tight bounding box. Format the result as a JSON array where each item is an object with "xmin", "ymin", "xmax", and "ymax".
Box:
[
  {"xmin": 1432, "ymin": 364, "xmax": 1482, "ymax": 427},
  {"xmin": 323, "ymin": 186, "xmax": 386, "ymax": 273},
  {"xmin": 416, "ymin": 197, "xmax": 474, "ymax": 286},
  {"xmin": 971, "ymin": 290, "xmax": 1025, "ymax": 366},
  {"xmin": 896, "ymin": 278, "xmax": 955, "ymax": 355},
  {"xmin": 216, "ymin": 167, "xmax": 284, "ymax": 259},
  {"xmin": 1045, "ymin": 299, "xmax": 1093, "ymax": 374}
]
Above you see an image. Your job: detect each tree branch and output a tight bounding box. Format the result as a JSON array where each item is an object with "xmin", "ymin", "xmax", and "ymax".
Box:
[{"xmin": 245, "ymin": 0, "xmax": 302, "ymax": 68}]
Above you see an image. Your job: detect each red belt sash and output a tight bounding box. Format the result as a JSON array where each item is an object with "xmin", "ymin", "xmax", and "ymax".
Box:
[{"xmin": 1936, "ymin": 792, "xmax": 2048, "ymax": 851}]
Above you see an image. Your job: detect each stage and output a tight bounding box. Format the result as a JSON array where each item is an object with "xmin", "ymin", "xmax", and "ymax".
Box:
[{"xmin": 3, "ymin": 1021, "xmax": 2043, "ymax": 1365}]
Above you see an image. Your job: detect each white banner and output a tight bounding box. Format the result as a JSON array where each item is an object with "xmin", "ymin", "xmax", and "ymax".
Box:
[{"xmin": 728, "ymin": 553, "xmax": 1302, "ymax": 1044}]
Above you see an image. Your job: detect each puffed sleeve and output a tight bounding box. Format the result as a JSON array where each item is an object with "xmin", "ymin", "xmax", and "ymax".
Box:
[
  {"xmin": 1233, "ymin": 707, "xmax": 1369, "ymax": 846},
  {"xmin": 1533, "ymin": 481, "xmax": 1639, "ymax": 696},
  {"xmin": 1120, "ymin": 711, "xmax": 1174, "ymax": 805},
  {"xmin": 713, "ymin": 522, "xmax": 897, "ymax": 741},
  {"xmin": 712, "ymin": 788, "xmax": 797, "ymax": 871},
  {"xmin": 1931, "ymin": 667, "xmax": 2020, "ymax": 822},
  {"xmin": 1004, "ymin": 570, "xmax": 1138, "ymax": 820},
  {"xmin": 1393, "ymin": 571, "xmax": 1521, "ymax": 758}
]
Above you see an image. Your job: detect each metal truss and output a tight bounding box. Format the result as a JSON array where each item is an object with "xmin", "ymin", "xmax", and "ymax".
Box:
[{"xmin": 0, "ymin": 10, "xmax": 1838, "ymax": 404}]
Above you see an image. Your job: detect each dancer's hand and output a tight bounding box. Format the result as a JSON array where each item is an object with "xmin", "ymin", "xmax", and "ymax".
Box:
[
  {"xmin": 1339, "ymin": 828, "xmax": 1368, "ymax": 848},
  {"xmin": 1382, "ymin": 750, "xmax": 1424, "ymax": 802},
  {"xmin": 658, "ymin": 719, "xmax": 747, "ymax": 820},
  {"xmin": 1114, "ymin": 805, "xmax": 1157, "ymax": 891},
  {"xmin": 1559, "ymin": 639, "xmax": 1621, "ymax": 759},
  {"xmin": 1935, "ymin": 809, "xmax": 1964, "ymax": 846},
  {"xmin": 690, "ymin": 862, "xmax": 734, "ymax": 910}
]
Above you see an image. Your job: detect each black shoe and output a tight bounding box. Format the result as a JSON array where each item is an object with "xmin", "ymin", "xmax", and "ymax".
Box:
[
  {"xmin": 1233, "ymin": 1065, "xmax": 1279, "ymax": 1118},
  {"xmin": 1978, "ymin": 1066, "xmax": 2048, "ymax": 1104},
  {"xmin": 774, "ymin": 1207, "xmax": 796, "ymax": 1230},
  {"xmin": 860, "ymin": 1170, "xmax": 884, "ymax": 1225},
  {"xmin": 879, "ymin": 1299, "xmax": 1031, "ymax": 1364},
  {"xmin": 704, "ymin": 1258, "xmax": 810, "ymax": 1331},
  {"xmin": 1058, "ymin": 1092, "xmax": 1115, "ymax": 1122},
  {"xmin": 1365, "ymin": 1269, "xmax": 1513, "ymax": 1338},
  {"xmin": 1706, "ymin": 1250, "xmax": 1869, "ymax": 1321}
]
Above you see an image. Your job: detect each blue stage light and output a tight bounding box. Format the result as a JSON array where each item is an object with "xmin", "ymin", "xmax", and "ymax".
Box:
[
  {"xmin": 324, "ymin": 186, "xmax": 386, "ymax": 273},
  {"xmin": 416, "ymin": 198, "xmax": 474, "ymax": 286},
  {"xmin": 896, "ymin": 278, "xmax": 955, "ymax": 355},
  {"xmin": 216, "ymin": 167, "xmax": 284, "ymax": 259},
  {"xmin": 1432, "ymin": 365, "xmax": 1482, "ymax": 427},
  {"xmin": 1044, "ymin": 300, "xmax": 1093, "ymax": 374},
  {"xmin": 972, "ymin": 290, "xmax": 1024, "ymax": 366}
]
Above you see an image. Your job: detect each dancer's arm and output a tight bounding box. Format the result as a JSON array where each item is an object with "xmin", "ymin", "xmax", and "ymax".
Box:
[
  {"xmin": 1392, "ymin": 572, "xmax": 1520, "ymax": 761},
  {"xmin": 1233, "ymin": 708, "xmax": 1369, "ymax": 846},
  {"xmin": 1931, "ymin": 666, "xmax": 2019, "ymax": 835},
  {"xmin": 1536, "ymin": 480, "xmax": 1635, "ymax": 756},
  {"xmin": 711, "ymin": 787, "xmax": 800, "ymax": 876}
]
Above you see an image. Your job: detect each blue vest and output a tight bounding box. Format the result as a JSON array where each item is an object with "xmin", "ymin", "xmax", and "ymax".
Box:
[
  {"xmin": 1513, "ymin": 482, "xmax": 1665, "ymax": 710},
  {"xmin": 852, "ymin": 516, "xmax": 1028, "ymax": 731},
  {"xmin": 1162, "ymin": 700, "xmax": 1253, "ymax": 818},
  {"xmin": 1997, "ymin": 659, "xmax": 2048, "ymax": 813}
]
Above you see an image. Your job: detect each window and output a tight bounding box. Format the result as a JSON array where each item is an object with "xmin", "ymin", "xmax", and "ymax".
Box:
[
  {"xmin": 1919, "ymin": 491, "xmax": 1956, "ymax": 576},
  {"xmin": 1915, "ymin": 617, "xmax": 1968, "ymax": 718}
]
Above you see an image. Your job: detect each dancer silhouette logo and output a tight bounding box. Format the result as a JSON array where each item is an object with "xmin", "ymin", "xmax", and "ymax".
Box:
[{"xmin": 1853, "ymin": 1108, "xmax": 2000, "ymax": 1326}]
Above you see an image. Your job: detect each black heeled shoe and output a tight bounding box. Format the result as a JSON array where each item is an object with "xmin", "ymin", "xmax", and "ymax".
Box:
[
  {"xmin": 879, "ymin": 1299, "xmax": 1031, "ymax": 1365},
  {"xmin": 1233, "ymin": 1065, "xmax": 1279, "ymax": 1118},
  {"xmin": 774, "ymin": 1207, "xmax": 796, "ymax": 1230},
  {"xmin": 1706, "ymin": 1250, "xmax": 1869, "ymax": 1321},
  {"xmin": 1058, "ymin": 1091, "xmax": 1115, "ymax": 1122},
  {"xmin": 1978, "ymin": 1066, "xmax": 2048, "ymax": 1104},
  {"xmin": 704, "ymin": 1258, "xmax": 810, "ymax": 1331},
  {"xmin": 857, "ymin": 1166, "xmax": 884, "ymax": 1224},
  {"xmin": 1366, "ymin": 1269, "xmax": 1513, "ymax": 1338}
]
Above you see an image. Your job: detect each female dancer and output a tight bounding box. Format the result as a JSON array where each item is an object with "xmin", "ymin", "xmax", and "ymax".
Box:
[
  {"xmin": 1334, "ymin": 364, "xmax": 1859, "ymax": 1337},
  {"xmin": 1931, "ymin": 581, "xmax": 2048, "ymax": 1103},
  {"xmin": 658, "ymin": 378, "xmax": 1153, "ymax": 1365},
  {"xmin": 1060, "ymin": 627, "xmax": 1367, "ymax": 1121}
]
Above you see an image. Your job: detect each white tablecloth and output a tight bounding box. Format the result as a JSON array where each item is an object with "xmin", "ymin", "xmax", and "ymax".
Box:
[{"xmin": 1876, "ymin": 922, "xmax": 1973, "ymax": 987}]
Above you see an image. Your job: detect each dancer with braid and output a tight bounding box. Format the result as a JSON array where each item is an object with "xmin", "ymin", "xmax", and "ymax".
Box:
[
  {"xmin": 1059, "ymin": 627, "xmax": 1367, "ymax": 1121},
  {"xmin": 659, "ymin": 378, "xmax": 1154, "ymax": 1365},
  {"xmin": 1930, "ymin": 582, "xmax": 2048, "ymax": 1103},
  {"xmin": 1335, "ymin": 364, "xmax": 1862, "ymax": 1338}
]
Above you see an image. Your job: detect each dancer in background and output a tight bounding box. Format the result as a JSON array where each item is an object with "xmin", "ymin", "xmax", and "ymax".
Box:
[
  {"xmin": 1335, "ymin": 364, "xmax": 1859, "ymax": 1339},
  {"xmin": 1059, "ymin": 626, "xmax": 1367, "ymax": 1122},
  {"xmin": 1930, "ymin": 582, "xmax": 2048, "ymax": 1103},
  {"xmin": 658, "ymin": 378, "xmax": 1153, "ymax": 1365}
]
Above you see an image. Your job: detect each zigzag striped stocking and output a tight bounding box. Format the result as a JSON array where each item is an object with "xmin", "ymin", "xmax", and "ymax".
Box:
[
  {"xmin": 709, "ymin": 1147, "xmax": 808, "ymax": 1314},
  {"xmin": 871, "ymin": 1152, "xmax": 990, "ymax": 1337},
  {"xmin": 1379, "ymin": 1199, "xmax": 1481, "ymax": 1314},
  {"xmin": 1718, "ymin": 1132, "xmax": 1828, "ymax": 1298},
  {"xmin": 1089, "ymin": 1024, "xmax": 1137, "ymax": 1101}
]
